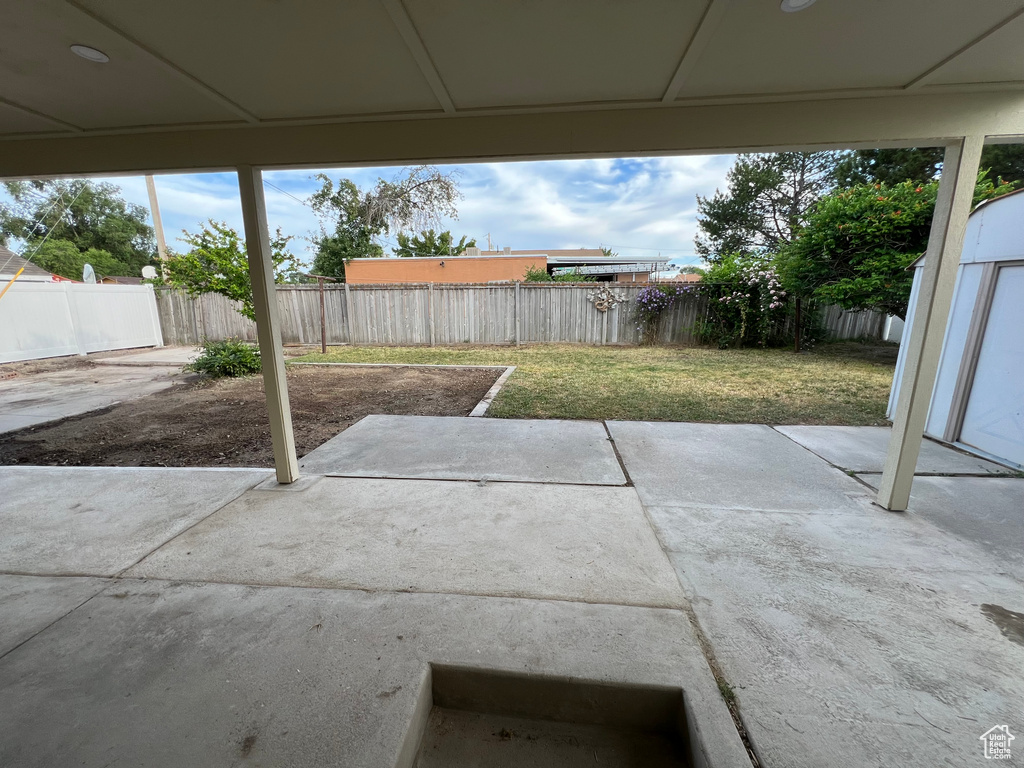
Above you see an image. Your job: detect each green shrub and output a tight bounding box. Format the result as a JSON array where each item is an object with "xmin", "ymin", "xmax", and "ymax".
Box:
[
  {"xmin": 185, "ymin": 338, "xmax": 262, "ymax": 378},
  {"xmin": 522, "ymin": 266, "xmax": 596, "ymax": 283}
]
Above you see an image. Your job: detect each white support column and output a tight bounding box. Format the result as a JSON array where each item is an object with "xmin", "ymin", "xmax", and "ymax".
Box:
[
  {"xmin": 237, "ymin": 165, "xmax": 299, "ymax": 484},
  {"xmin": 876, "ymin": 136, "xmax": 984, "ymax": 511}
]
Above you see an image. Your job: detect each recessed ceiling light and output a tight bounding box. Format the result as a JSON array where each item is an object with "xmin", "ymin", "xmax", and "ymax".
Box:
[
  {"xmin": 780, "ymin": 0, "xmax": 817, "ymax": 11},
  {"xmin": 70, "ymin": 45, "xmax": 110, "ymax": 63}
]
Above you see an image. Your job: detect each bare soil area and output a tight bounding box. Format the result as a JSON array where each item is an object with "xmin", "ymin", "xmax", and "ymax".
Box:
[{"xmin": 0, "ymin": 364, "xmax": 500, "ymax": 468}]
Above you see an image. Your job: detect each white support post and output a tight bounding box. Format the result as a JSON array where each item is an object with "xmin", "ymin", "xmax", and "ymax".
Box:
[
  {"xmin": 876, "ymin": 136, "xmax": 984, "ymax": 511},
  {"xmin": 237, "ymin": 165, "xmax": 299, "ymax": 484}
]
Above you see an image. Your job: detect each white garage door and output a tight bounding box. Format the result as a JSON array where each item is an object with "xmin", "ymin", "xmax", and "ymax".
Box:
[{"xmin": 959, "ymin": 264, "xmax": 1024, "ymax": 467}]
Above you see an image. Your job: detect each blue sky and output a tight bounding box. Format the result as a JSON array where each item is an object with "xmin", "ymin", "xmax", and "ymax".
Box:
[{"xmin": 20, "ymin": 154, "xmax": 737, "ymax": 271}]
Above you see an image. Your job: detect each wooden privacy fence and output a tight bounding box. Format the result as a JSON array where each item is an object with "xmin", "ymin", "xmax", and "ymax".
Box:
[{"xmin": 154, "ymin": 284, "xmax": 885, "ymax": 347}]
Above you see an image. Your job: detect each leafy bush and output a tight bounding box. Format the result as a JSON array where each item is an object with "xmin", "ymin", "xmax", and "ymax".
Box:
[
  {"xmin": 694, "ymin": 254, "xmax": 789, "ymax": 348},
  {"xmin": 522, "ymin": 266, "xmax": 596, "ymax": 283},
  {"xmin": 635, "ymin": 285, "xmax": 676, "ymax": 344},
  {"xmin": 777, "ymin": 172, "xmax": 1016, "ymax": 318},
  {"xmin": 185, "ymin": 338, "xmax": 262, "ymax": 378}
]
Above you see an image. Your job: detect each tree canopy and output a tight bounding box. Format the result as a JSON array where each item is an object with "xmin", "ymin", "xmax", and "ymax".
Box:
[
  {"xmin": 833, "ymin": 145, "xmax": 1024, "ymax": 187},
  {"xmin": 164, "ymin": 220, "xmax": 300, "ymax": 320},
  {"xmin": 307, "ymin": 167, "xmax": 462, "ymax": 280},
  {"xmin": 776, "ymin": 173, "xmax": 1016, "ymax": 318},
  {"xmin": 0, "ymin": 179, "xmax": 156, "ymax": 280},
  {"xmin": 308, "ymin": 176, "xmax": 382, "ymax": 280},
  {"xmin": 695, "ymin": 152, "xmax": 841, "ymax": 262},
  {"xmin": 394, "ymin": 229, "xmax": 476, "ymax": 257}
]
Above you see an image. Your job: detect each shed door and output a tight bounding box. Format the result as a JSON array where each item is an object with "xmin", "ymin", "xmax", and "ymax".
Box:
[{"xmin": 959, "ymin": 265, "xmax": 1024, "ymax": 466}]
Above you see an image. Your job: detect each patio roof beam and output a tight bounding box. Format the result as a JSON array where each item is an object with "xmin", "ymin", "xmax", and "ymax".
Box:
[
  {"xmin": 1, "ymin": 91, "xmax": 1022, "ymax": 179},
  {"xmin": 904, "ymin": 7, "xmax": 1024, "ymax": 90},
  {"xmin": 378, "ymin": 0, "xmax": 456, "ymax": 114},
  {"xmin": 661, "ymin": 0, "xmax": 732, "ymax": 103},
  {"xmin": 0, "ymin": 96, "xmax": 83, "ymax": 133},
  {"xmin": 237, "ymin": 165, "xmax": 299, "ymax": 484},
  {"xmin": 64, "ymin": 0, "xmax": 261, "ymax": 124},
  {"xmin": 876, "ymin": 135, "xmax": 984, "ymax": 511}
]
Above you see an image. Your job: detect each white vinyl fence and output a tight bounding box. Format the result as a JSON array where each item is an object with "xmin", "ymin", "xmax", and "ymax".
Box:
[
  {"xmin": 0, "ymin": 282, "xmax": 163, "ymax": 363},
  {"xmin": 155, "ymin": 284, "xmax": 887, "ymax": 348}
]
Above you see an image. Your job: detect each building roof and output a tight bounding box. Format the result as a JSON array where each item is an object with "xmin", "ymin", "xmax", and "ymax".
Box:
[
  {"xmin": 0, "ymin": 245, "xmax": 57, "ymax": 280},
  {"xmin": 479, "ymin": 249, "xmax": 606, "ymax": 260},
  {"xmin": 661, "ymin": 272, "xmax": 702, "ymax": 283},
  {"xmin": 100, "ymin": 275, "xmax": 145, "ymax": 285}
]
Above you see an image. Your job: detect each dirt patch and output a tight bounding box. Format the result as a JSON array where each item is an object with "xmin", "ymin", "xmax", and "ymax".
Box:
[{"xmin": 0, "ymin": 365, "xmax": 500, "ymax": 468}]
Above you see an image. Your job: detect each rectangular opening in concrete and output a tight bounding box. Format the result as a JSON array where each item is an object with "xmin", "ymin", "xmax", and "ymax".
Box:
[{"xmin": 398, "ymin": 664, "xmax": 693, "ymax": 768}]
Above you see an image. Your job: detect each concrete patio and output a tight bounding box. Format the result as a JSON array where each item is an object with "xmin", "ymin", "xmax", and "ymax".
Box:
[
  {"xmin": 1, "ymin": 418, "xmax": 1021, "ymax": 767},
  {"xmin": 0, "ymin": 347, "xmax": 198, "ymax": 434}
]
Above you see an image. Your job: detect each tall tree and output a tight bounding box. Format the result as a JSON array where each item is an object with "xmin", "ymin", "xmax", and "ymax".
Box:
[
  {"xmin": 695, "ymin": 152, "xmax": 841, "ymax": 262},
  {"xmin": 361, "ymin": 166, "xmax": 462, "ymax": 235},
  {"xmin": 308, "ymin": 176, "xmax": 382, "ymax": 280},
  {"xmin": 307, "ymin": 166, "xmax": 462, "ymax": 280},
  {"xmin": 164, "ymin": 220, "xmax": 299, "ymax": 320},
  {"xmin": 30, "ymin": 240, "xmax": 131, "ymax": 281},
  {"xmin": 0, "ymin": 180, "xmax": 156, "ymax": 274},
  {"xmin": 394, "ymin": 229, "xmax": 476, "ymax": 257},
  {"xmin": 834, "ymin": 145, "xmax": 1024, "ymax": 187}
]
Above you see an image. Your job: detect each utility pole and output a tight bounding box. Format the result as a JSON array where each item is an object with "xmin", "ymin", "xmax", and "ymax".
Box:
[
  {"xmin": 486, "ymin": 232, "xmax": 493, "ymax": 251},
  {"xmin": 145, "ymin": 175, "xmax": 169, "ymax": 280}
]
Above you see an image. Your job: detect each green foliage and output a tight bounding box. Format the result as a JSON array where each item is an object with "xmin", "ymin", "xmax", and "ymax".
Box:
[
  {"xmin": 308, "ymin": 168, "xmax": 462, "ymax": 280},
  {"xmin": 695, "ymin": 255, "xmax": 789, "ymax": 348},
  {"xmin": 164, "ymin": 220, "xmax": 299, "ymax": 321},
  {"xmin": 777, "ymin": 173, "xmax": 1016, "ymax": 319},
  {"xmin": 634, "ymin": 285, "xmax": 682, "ymax": 344},
  {"xmin": 394, "ymin": 229, "xmax": 476, "ymax": 257},
  {"xmin": 834, "ymin": 145, "xmax": 1024, "ymax": 187},
  {"xmin": 28, "ymin": 240, "xmax": 131, "ymax": 281},
  {"xmin": 1, "ymin": 180, "xmax": 156, "ymax": 276},
  {"xmin": 522, "ymin": 265, "xmax": 595, "ymax": 283},
  {"xmin": 696, "ymin": 152, "xmax": 840, "ymax": 262},
  {"xmin": 185, "ymin": 338, "xmax": 261, "ymax": 378},
  {"xmin": 308, "ymin": 176, "xmax": 383, "ymax": 280}
]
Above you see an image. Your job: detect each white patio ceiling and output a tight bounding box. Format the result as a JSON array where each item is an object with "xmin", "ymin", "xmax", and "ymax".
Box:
[{"xmin": 1, "ymin": 0, "xmax": 1023, "ymax": 175}]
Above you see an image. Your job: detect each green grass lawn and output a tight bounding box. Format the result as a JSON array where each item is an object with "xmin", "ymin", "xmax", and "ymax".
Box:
[{"xmin": 292, "ymin": 342, "xmax": 898, "ymax": 425}]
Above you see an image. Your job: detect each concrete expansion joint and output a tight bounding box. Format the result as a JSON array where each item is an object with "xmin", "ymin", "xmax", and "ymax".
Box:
[
  {"xmin": 319, "ymin": 473, "xmax": 628, "ymax": 488},
  {"xmin": 71, "ymin": 573, "xmax": 692, "ymax": 612},
  {"xmin": 602, "ymin": 421, "xmax": 635, "ymax": 487},
  {"xmin": 0, "ymin": 580, "xmax": 109, "ymax": 664}
]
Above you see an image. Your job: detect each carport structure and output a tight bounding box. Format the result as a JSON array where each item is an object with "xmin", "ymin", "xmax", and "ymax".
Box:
[{"xmin": 2, "ymin": 2, "xmax": 1024, "ymax": 765}]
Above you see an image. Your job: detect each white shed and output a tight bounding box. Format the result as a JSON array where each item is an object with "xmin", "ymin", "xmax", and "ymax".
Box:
[{"xmin": 889, "ymin": 188, "xmax": 1024, "ymax": 469}]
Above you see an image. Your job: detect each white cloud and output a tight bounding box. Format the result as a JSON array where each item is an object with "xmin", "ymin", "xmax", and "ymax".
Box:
[{"xmin": 3, "ymin": 154, "xmax": 735, "ymax": 271}]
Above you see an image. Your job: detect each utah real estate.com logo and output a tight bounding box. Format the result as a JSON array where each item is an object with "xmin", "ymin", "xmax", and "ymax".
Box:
[{"xmin": 980, "ymin": 725, "xmax": 1014, "ymax": 760}]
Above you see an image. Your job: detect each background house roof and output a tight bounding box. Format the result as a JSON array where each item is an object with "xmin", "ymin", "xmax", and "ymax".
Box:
[{"xmin": 0, "ymin": 246, "xmax": 57, "ymax": 280}]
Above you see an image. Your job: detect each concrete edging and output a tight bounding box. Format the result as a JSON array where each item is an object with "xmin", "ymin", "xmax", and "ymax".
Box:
[{"xmin": 469, "ymin": 366, "xmax": 516, "ymax": 417}]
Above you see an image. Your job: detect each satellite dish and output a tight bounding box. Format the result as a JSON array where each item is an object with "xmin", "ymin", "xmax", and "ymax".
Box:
[
  {"xmin": 82, "ymin": 264, "xmax": 97, "ymax": 284},
  {"xmin": 141, "ymin": 265, "xmax": 158, "ymax": 280}
]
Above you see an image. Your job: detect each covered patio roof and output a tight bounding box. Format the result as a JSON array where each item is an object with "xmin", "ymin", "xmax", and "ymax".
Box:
[{"xmin": 0, "ymin": 0, "xmax": 1022, "ymax": 176}]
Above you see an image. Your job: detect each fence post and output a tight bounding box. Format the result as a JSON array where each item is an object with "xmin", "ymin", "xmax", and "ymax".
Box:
[
  {"xmin": 344, "ymin": 282, "xmax": 354, "ymax": 344},
  {"xmin": 514, "ymin": 282, "xmax": 521, "ymax": 345},
  {"xmin": 601, "ymin": 309, "xmax": 608, "ymax": 346},
  {"xmin": 428, "ymin": 283, "xmax": 435, "ymax": 346},
  {"xmin": 794, "ymin": 297, "xmax": 802, "ymax": 353}
]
